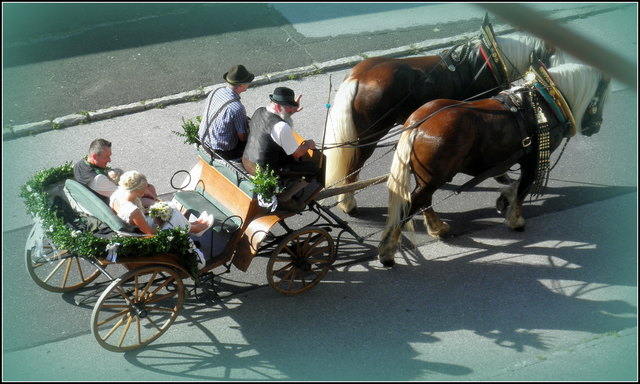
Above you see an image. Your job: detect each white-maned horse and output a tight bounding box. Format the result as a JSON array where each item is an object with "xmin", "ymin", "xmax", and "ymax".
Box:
[{"xmin": 377, "ymin": 63, "xmax": 611, "ymax": 267}]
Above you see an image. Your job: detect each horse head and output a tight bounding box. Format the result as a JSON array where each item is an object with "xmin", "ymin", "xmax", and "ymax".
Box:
[{"xmin": 547, "ymin": 63, "xmax": 611, "ymax": 137}]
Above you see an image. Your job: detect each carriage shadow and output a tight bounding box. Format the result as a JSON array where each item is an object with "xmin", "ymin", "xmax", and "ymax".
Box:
[{"xmin": 122, "ymin": 187, "xmax": 636, "ymax": 380}]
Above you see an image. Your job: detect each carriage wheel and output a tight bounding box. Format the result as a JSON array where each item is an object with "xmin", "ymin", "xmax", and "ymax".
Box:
[
  {"xmin": 91, "ymin": 264, "xmax": 184, "ymax": 352},
  {"xmin": 24, "ymin": 222, "xmax": 102, "ymax": 292},
  {"xmin": 267, "ymin": 227, "xmax": 336, "ymax": 295}
]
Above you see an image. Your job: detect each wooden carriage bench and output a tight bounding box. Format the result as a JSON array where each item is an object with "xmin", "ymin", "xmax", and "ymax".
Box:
[
  {"xmin": 171, "ymin": 149, "xmax": 253, "ymax": 236},
  {"xmin": 170, "ymin": 144, "xmax": 326, "ymax": 271}
]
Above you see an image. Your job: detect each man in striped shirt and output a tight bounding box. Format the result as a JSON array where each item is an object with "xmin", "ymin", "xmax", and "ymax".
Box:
[{"xmin": 198, "ymin": 64, "xmax": 255, "ymax": 161}]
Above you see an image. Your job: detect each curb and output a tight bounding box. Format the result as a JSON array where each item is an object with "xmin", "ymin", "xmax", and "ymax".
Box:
[
  {"xmin": 0, "ymin": 36, "xmax": 466, "ymax": 142},
  {"xmin": 2, "ymin": 4, "xmax": 621, "ymax": 141}
]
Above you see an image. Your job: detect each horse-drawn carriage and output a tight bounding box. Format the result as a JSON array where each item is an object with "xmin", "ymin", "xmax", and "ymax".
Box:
[
  {"xmin": 22, "ymin": 16, "xmax": 611, "ymax": 353},
  {"xmin": 23, "ymin": 136, "xmax": 363, "ymax": 352}
]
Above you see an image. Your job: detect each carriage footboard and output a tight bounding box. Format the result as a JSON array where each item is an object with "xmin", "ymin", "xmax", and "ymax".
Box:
[{"xmin": 172, "ymin": 191, "xmax": 242, "ymax": 234}]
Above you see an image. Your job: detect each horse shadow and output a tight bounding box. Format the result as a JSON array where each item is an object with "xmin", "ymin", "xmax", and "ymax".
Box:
[{"xmin": 401, "ymin": 184, "xmax": 637, "ymax": 240}]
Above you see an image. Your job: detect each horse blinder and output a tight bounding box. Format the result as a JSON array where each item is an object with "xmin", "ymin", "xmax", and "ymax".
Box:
[{"xmin": 581, "ymin": 77, "xmax": 610, "ymax": 136}]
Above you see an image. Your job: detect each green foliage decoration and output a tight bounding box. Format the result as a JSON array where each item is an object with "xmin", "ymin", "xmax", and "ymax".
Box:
[
  {"xmin": 172, "ymin": 116, "xmax": 202, "ymax": 146},
  {"xmin": 251, "ymin": 164, "xmax": 280, "ymax": 201},
  {"xmin": 20, "ymin": 163, "xmax": 199, "ymax": 278}
]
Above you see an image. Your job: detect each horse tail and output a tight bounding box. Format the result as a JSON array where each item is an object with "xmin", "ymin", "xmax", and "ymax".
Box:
[
  {"xmin": 323, "ymin": 77, "xmax": 359, "ymax": 188},
  {"xmin": 384, "ymin": 128, "xmax": 417, "ymax": 234}
]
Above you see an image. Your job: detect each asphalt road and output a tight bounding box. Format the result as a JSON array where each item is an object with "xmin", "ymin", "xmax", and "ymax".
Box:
[
  {"xmin": 2, "ymin": 3, "xmax": 637, "ymax": 381},
  {"xmin": 3, "ymin": 3, "xmax": 632, "ymax": 128}
]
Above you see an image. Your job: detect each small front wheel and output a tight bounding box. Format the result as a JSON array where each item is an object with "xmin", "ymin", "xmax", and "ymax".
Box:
[
  {"xmin": 267, "ymin": 227, "xmax": 336, "ymax": 295},
  {"xmin": 91, "ymin": 265, "xmax": 184, "ymax": 352}
]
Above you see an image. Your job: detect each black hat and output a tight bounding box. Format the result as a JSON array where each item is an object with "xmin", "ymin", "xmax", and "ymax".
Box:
[
  {"xmin": 223, "ymin": 65, "xmax": 255, "ymax": 85},
  {"xmin": 269, "ymin": 87, "xmax": 299, "ymax": 107}
]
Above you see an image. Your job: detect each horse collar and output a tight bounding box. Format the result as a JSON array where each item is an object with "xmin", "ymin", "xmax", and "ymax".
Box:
[{"xmin": 526, "ymin": 64, "xmax": 577, "ymax": 136}]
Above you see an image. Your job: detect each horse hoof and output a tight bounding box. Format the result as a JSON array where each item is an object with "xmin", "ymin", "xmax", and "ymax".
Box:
[
  {"xmin": 496, "ymin": 195, "xmax": 509, "ymax": 215},
  {"xmin": 494, "ymin": 174, "xmax": 514, "ymax": 185},
  {"xmin": 428, "ymin": 222, "xmax": 450, "ymax": 238},
  {"xmin": 345, "ymin": 207, "xmax": 358, "ymax": 216},
  {"xmin": 379, "ymin": 258, "xmax": 395, "ymax": 267},
  {"xmin": 339, "ymin": 201, "xmax": 358, "ymax": 216},
  {"xmin": 504, "ymin": 219, "xmax": 525, "ymax": 232}
]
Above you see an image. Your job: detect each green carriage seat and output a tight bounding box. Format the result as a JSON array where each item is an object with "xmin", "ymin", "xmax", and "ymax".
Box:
[{"xmin": 63, "ymin": 179, "xmax": 135, "ymax": 233}]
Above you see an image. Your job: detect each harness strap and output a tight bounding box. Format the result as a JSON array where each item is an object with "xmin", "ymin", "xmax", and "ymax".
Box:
[
  {"xmin": 441, "ymin": 40, "xmax": 472, "ymax": 72},
  {"xmin": 480, "ymin": 14, "xmax": 509, "ymax": 86},
  {"xmin": 455, "ymin": 91, "xmax": 534, "ymax": 194}
]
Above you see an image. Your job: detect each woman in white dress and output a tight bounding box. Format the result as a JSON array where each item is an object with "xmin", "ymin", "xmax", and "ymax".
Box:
[{"xmin": 110, "ymin": 170, "xmax": 213, "ymax": 235}]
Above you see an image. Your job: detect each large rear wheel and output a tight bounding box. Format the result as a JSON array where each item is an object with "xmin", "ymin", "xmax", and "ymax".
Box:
[
  {"xmin": 25, "ymin": 222, "xmax": 102, "ymax": 292},
  {"xmin": 91, "ymin": 264, "xmax": 185, "ymax": 352},
  {"xmin": 267, "ymin": 227, "xmax": 336, "ymax": 295}
]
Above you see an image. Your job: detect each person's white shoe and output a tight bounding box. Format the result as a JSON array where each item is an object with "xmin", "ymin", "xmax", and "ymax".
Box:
[
  {"xmin": 193, "ymin": 213, "xmax": 214, "ymax": 237},
  {"xmin": 197, "ymin": 211, "xmax": 209, "ymax": 221}
]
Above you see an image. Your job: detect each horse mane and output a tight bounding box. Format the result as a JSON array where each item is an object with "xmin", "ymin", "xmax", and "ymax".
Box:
[
  {"xmin": 496, "ymin": 34, "xmax": 548, "ymax": 80},
  {"xmin": 547, "ymin": 63, "xmax": 610, "ymax": 134},
  {"xmin": 549, "ymin": 50, "xmax": 584, "ymax": 67}
]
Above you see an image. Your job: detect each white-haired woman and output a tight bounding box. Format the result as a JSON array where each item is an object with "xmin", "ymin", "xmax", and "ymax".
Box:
[{"xmin": 110, "ymin": 170, "xmax": 213, "ymax": 235}]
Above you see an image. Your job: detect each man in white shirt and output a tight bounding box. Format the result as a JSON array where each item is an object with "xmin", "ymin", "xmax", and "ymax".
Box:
[{"xmin": 242, "ymin": 87, "xmax": 321, "ymax": 212}]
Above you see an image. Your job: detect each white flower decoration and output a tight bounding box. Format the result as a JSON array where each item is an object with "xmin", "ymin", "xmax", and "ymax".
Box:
[{"xmin": 105, "ymin": 242, "xmax": 121, "ymax": 262}]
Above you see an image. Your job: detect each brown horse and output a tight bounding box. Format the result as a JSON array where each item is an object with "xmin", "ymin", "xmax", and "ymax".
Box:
[
  {"xmin": 323, "ymin": 33, "xmax": 558, "ymax": 214},
  {"xmin": 377, "ymin": 63, "xmax": 611, "ymax": 267}
]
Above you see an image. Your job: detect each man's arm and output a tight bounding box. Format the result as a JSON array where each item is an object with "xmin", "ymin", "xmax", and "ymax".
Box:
[
  {"xmin": 272, "ymin": 121, "xmax": 316, "ymax": 160},
  {"xmin": 88, "ymin": 174, "xmax": 117, "ymax": 197},
  {"xmin": 291, "ymin": 140, "xmax": 316, "ymax": 160}
]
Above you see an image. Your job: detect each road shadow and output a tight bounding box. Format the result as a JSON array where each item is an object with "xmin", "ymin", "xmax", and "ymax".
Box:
[
  {"xmin": 3, "ymin": 3, "xmax": 430, "ymax": 68},
  {"xmin": 120, "ymin": 188, "xmax": 636, "ymax": 380}
]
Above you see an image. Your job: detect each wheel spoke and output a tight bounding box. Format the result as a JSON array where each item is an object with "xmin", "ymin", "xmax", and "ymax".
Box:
[
  {"xmin": 145, "ymin": 291, "xmax": 180, "ymax": 305},
  {"xmin": 73, "ymin": 256, "xmax": 87, "ymax": 282},
  {"xmin": 42, "ymin": 258, "xmax": 69, "ymax": 284},
  {"xmin": 143, "ymin": 315, "xmax": 163, "ymax": 332},
  {"xmin": 102, "ymin": 315, "xmax": 127, "ymax": 341},
  {"xmin": 138, "ymin": 271, "xmax": 159, "ymax": 301},
  {"xmin": 95, "ymin": 308, "xmax": 130, "ymax": 327},
  {"xmin": 61, "ymin": 256, "xmax": 73, "ymax": 287},
  {"xmin": 273, "ymin": 262, "xmax": 294, "ymax": 276},
  {"xmin": 118, "ymin": 314, "xmax": 134, "ymax": 348}
]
